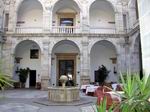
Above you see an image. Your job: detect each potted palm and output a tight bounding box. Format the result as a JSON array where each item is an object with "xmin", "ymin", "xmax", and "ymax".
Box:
[
  {"xmin": 17, "ymin": 67, "xmax": 30, "ymax": 88},
  {"xmin": 95, "ymin": 65, "xmax": 109, "ymax": 85}
]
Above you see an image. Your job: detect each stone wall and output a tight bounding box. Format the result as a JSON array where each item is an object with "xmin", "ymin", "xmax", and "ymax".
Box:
[{"xmin": 0, "ymin": 0, "xmax": 141, "ymax": 89}]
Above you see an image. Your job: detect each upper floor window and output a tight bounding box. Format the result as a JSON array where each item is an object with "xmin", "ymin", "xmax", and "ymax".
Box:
[
  {"xmin": 135, "ymin": 0, "xmax": 139, "ymax": 19},
  {"xmin": 30, "ymin": 49, "xmax": 39, "ymax": 59},
  {"xmin": 4, "ymin": 13, "xmax": 9, "ymax": 31},
  {"xmin": 60, "ymin": 18, "xmax": 73, "ymax": 26}
]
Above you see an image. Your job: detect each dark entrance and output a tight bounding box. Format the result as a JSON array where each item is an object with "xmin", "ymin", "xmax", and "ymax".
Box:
[
  {"xmin": 59, "ymin": 60, "xmax": 74, "ymax": 77},
  {"xmin": 60, "ymin": 18, "xmax": 74, "ymax": 33},
  {"xmin": 60, "ymin": 18, "xmax": 73, "ymax": 26},
  {"xmin": 58, "ymin": 60, "xmax": 75, "ymax": 86},
  {"xmin": 29, "ymin": 70, "xmax": 36, "ymax": 87}
]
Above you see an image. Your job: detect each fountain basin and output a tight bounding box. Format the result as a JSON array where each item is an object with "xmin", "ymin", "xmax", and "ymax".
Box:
[{"xmin": 48, "ymin": 87, "xmax": 80, "ymax": 102}]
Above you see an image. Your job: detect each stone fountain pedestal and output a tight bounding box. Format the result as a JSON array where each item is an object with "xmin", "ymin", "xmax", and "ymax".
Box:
[{"xmin": 48, "ymin": 87, "xmax": 80, "ymax": 102}]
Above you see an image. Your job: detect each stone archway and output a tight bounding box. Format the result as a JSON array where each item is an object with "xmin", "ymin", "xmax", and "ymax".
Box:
[
  {"xmin": 14, "ymin": 40, "xmax": 41, "ymax": 88},
  {"xmin": 51, "ymin": 40, "xmax": 80, "ymax": 86},
  {"xmin": 89, "ymin": 0, "xmax": 115, "ymax": 33},
  {"xmin": 90, "ymin": 40, "xmax": 118, "ymax": 83},
  {"xmin": 52, "ymin": 0, "xmax": 81, "ymax": 33},
  {"xmin": 131, "ymin": 35, "xmax": 141, "ymax": 73},
  {"xmin": 16, "ymin": 0, "xmax": 43, "ymax": 33}
]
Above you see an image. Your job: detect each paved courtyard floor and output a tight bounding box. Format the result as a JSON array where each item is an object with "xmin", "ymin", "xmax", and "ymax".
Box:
[{"xmin": 0, "ymin": 89, "xmax": 97, "ymax": 112}]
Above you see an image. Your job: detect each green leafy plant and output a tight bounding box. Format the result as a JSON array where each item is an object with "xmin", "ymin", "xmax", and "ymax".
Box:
[
  {"xmin": 97, "ymin": 97, "xmax": 113, "ymax": 112},
  {"xmin": 96, "ymin": 65, "xmax": 110, "ymax": 85},
  {"xmin": 119, "ymin": 72, "xmax": 150, "ymax": 112},
  {"xmin": 0, "ymin": 74, "xmax": 13, "ymax": 90},
  {"xmin": 0, "ymin": 61, "xmax": 14, "ymax": 90},
  {"xmin": 17, "ymin": 67, "xmax": 30, "ymax": 88}
]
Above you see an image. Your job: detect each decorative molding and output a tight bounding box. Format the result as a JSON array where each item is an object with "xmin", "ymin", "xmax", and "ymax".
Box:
[
  {"xmin": 4, "ymin": 32, "xmax": 126, "ymax": 39},
  {"xmin": 110, "ymin": 57, "xmax": 117, "ymax": 64}
]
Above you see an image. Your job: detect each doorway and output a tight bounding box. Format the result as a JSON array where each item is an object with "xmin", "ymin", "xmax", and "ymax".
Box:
[
  {"xmin": 60, "ymin": 18, "xmax": 74, "ymax": 26},
  {"xmin": 56, "ymin": 53, "xmax": 77, "ymax": 85},
  {"xmin": 59, "ymin": 60, "xmax": 74, "ymax": 78},
  {"xmin": 29, "ymin": 70, "xmax": 36, "ymax": 87}
]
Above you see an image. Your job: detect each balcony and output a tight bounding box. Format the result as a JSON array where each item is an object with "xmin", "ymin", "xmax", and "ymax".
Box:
[
  {"xmin": 15, "ymin": 27, "xmax": 43, "ymax": 34},
  {"xmin": 14, "ymin": 26, "xmax": 117, "ymax": 35},
  {"xmin": 89, "ymin": 27, "xmax": 116, "ymax": 34},
  {"xmin": 51, "ymin": 26, "xmax": 81, "ymax": 34}
]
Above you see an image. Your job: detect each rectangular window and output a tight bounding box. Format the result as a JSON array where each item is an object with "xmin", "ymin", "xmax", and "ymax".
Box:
[
  {"xmin": 4, "ymin": 13, "xmax": 9, "ymax": 31},
  {"xmin": 60, "ymin": 18, "xmax": 73, "ymax": 26},
  {"xmin": 123, "ymin": 14, "xmax": 127, "ymax": 32},
  {"xmin": 135, "ymin": 0, "xmax": 139, "ymax": 19},
  {"xmin": 30, "ymin": 49, "xmax": 39, "ymax": 59}
]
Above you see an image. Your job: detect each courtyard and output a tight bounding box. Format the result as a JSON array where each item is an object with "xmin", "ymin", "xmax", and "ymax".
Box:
[{"xmin": 0, "ymin": 89, "xmax": 97, "ymax": 112}]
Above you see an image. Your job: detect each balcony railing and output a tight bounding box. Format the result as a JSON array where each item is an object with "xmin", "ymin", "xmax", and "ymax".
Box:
[
  {"xmin": 13, "ymin": 26, "xmax": 117, "ymax": 34},
  {"xmin": 52, "ymin": 26, "xmax": 81, "ymax": 34},
  {"xmin": 15, "ymin": 27, "xmax": 43, "ymax": 33},
  {"xmin": 90, "ymin": 27, "xmax": 116, "ymax": 34}
]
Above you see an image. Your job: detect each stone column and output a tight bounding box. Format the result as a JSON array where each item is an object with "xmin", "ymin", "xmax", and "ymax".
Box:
[
  {"xmin": 2, "ymin": 36, "xmax": 13, "ymax": 77},
  {"xmin": 115, "ymin": 4, "xmax": 124, "ymax": 34},
  {"xmin": 128, "ymin": 5, "xmax": 137, "ymax": 29},
  {"xmin": 8, "ymin": 0, "xmax": 16, "ymax": 32},
  {"xmin": 117, "ymin": 39, "xmax": 131, "ymax": 73},
  {"xmin": 80, "ymin": 37, "xmax": 90, "ymax": 85},
  {"xmin": 43, "ymin": 12, "xmax": 51, "ymax": 33},
  {"xmin": 81, "ymin": 1, "xmax": 89, "ymax": 33},
  {"xmin": 43, "ymin": 5, "xmax": 52, "ymax": 33},
  {"xmin": 41, "ymin": 41, "xmax": 51, "ymax": 90}
]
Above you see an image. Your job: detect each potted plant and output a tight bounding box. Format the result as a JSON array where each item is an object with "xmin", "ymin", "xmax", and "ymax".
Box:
[
  {"xmin": 96, "ymin": 65, "xmax": 109, "ymax": 85},
  {"xmin": 116, "ymin": 72, "xmax": 150, "ymax": 112},
  {"xmin": 17, "ymin": 67, "xmax": 30, "ymax": 88}
]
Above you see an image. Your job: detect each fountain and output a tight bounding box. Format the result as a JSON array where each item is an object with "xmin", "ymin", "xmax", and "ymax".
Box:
[{"xmin": 48, "ymin": 75, "xmax": 80, "ymax": 102}]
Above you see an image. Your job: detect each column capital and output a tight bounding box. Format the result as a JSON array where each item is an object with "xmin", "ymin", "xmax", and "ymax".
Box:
[{"xmin": 81, "ymin": 41, "xmax": 89, "ymax": 46}]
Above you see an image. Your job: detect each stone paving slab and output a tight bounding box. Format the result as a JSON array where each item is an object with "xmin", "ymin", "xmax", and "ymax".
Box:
[
  {"xmin": 0, "ymin": 89, "xmax": 47, "ymax": 98},
  {"xmin": 0, "ymin": 103, "xmax": 40, "ymax": 112},
  {"xmin": 34, "ymin": 97, "xmax": 95, "ymax": 106},
  {"xmin": 80, "ymin": 105, "xmax": 97, "ymax": 112},
  {"xmin": 0, "ymin": 89, "xmax": 97, "ymax": 112}
]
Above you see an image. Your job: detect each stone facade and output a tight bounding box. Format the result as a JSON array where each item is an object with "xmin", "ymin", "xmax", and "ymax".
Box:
[
  {"xmin": 0, "ymin": 0, "xmax": 4, "ymax": 57},
  {"xmin": 0, "ymin": 0, "xmax": 141, "ymax": 89}
]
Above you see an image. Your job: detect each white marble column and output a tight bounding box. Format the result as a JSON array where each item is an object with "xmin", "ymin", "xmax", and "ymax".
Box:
[
  {"xmin": 41, "ymin": 41, "xmax": 51, "ymax": 90},
  {"xmin": 8, "ymin": 1, "xmax": 16, "ymax": 32},
  {"xmin": 117, "ymin": 41, "xmax": 131, "ymax": 73},
  {"xmin": 81, "ymin": 2, "xmax": 89, "ymax": 33},
  {"xmin": 43, "ymin": 5, "xmax": 52, "ymax": 33},
  {"xmin": 80, "ymin": 37, "xmax": 90, "ymax": 85},
  {"xmin": 115, "ymin": 4, "xmax": 124, "ymax": 34}
]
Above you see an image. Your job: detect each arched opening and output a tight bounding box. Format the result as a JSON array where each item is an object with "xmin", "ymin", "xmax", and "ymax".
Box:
[
  {"xmin": 52, "ymin": 0, "xmax": 80, "ymax": 33},
  {"xmin": 14, "ymin": 40, "xmax": 41, "ymax": 88},
  {"xmin": 89, "ymin": 0, "xmax": 115, "ymax": 33},
  {"xmin": 16, "ymin": 0, "xmax": 43, "ymax": 33},
  {"xmin": 51, "ymin": 40, "xmax": 80, "ymax": 86},
  {"xmin": 90, "ymin": 40, "xmax": 118, "ymax": 83}
]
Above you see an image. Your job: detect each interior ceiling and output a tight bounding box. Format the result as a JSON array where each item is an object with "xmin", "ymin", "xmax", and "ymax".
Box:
[
  {"xmin": 53, "ymin": 40, "xmax": 79, "ymax": 51},
  {"xmin": 16, "ymin": 40, "xmax": 39, "ymax": 51},
  {"xmin": 53, "ymin": 0, "xmax": 80, "ymax": 13},
  {"xmin": 93, "ymin": 40, "xmax": 116, "ymax": 51}
]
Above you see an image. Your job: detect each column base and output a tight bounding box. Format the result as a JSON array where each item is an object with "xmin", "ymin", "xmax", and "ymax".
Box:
[
  {"xmin": 41, "ymin": 76, "xmax": 50, "ymax": 90},
  {"xmin": 80, "ymin": 75, "xmax": 90, "ymax": 85}
]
